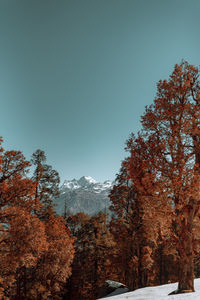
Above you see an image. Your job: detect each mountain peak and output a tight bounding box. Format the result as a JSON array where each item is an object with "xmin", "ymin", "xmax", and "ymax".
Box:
[
  {"xmin": 54, "ymin": 176, "xmax": 113, "ymax": 216},
  {"xmin": 78, "ymin": 176, "xmax": 97, "ymax": 185},
  {"xmin": 60, "ymin": 176, "xmax": 113, "ymax": 194}
]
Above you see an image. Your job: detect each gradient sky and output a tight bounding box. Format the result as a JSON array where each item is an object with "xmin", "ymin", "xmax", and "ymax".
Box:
[{"xmin": 0, "ymin": 0, "xmax": 200, "ymax": 183}]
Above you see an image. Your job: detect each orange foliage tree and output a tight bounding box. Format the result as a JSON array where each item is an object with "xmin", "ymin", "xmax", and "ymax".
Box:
[
  {"xmin": 0, "ymin": 139, "xmax": 74, "ymax": 299},
  {"xmin": 110, "ymin": 61, "xmax": 200, "ymax": 294},
  {"xmin": 129, "ymin": 61, "xmax": 200, "ymax": 293},
  {"xmin": 0, "ymin": 139, "xmax": 47, "ymax": 298},
  {"xmin": 109, "ymin": 141, "xmax": 173, "ymax": 290},
  {"xmin": 67, "ymin": 212, "xmax": 117, "ymax": 300},
  {"xmin": 27, "ymin": 215, "xmax": 74, "ymax": 300}
]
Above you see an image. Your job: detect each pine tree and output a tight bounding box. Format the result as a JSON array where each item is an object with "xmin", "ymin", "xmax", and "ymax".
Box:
[{"xmin": 31, "ymin": 149, "xmax": 60, "ymax": 220}]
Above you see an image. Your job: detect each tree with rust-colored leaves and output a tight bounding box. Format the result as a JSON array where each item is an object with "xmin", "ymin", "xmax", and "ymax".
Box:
[
  {"xmin": 27, "ymin": 215, "xmax": 74, "ymax": 300},
  {"xmin": 67, "ymin": 212, "xmax": 116, "ymax": 300},
  {"xmin": 0, "ymin": 138, "xmax": 48, "ymax": 299},
  {"xmin": 0, "ymin": 139, "xmax": 74, "ymax": 299},
  {"xmin": 110, "ymin": 61, "xmax": 200, "ymax": 294},
  {"xmin": 135, "ymin": 61, "xmax": 200, "ymax": 293},
  {"xmin": 109, "ymin": 138, "xmax": 172, "ymax": 290}
]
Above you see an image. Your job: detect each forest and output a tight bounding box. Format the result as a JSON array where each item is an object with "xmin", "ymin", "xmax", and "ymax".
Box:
[{"xmin": 1, "ymin": 61, "xmax": 200, "ymax": 299}]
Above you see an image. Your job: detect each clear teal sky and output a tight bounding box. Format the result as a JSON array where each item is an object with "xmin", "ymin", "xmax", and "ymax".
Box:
[{"xmin": 0, "ymin": 0, "xmax": 200, "ymax": 183}]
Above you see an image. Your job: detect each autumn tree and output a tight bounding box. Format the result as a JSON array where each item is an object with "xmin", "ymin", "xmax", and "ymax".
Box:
[
  {"xmin": 0, "ymin": 140, "xmax": 74, "ymax": 299},
  {"xmin": 27, "ymin": 215, "xmax": 74, "ymax": 300},
  {"xmin": 109, "ymin": 163, "xmax": 141, "ymax": 289},
  {"xmin": 109, "ymin": 140, "xmax": 173, "ymax": 290},
  {"xmin": 0, "ymin": 139, "xmax": 48, "ymax": 298},
  {"xmin": 128, "ymin": 61, "xmax": 200, "ymax": 293},
  {"xmin": 0, "ymin": 209, "xmax": 48, "ymax": 299},
  {"xmin": 67, "ymin": 212, "xmax": 117, "ymax": 300},
  {"xmin": 31, "ymin": 149, "xmax": 60, "ymax": 220}
]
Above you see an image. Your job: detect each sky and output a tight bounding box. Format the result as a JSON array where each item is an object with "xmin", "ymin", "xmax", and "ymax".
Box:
[{"xmin": 0, "ymin": 0, "xmax": 200, "ymax": 183}]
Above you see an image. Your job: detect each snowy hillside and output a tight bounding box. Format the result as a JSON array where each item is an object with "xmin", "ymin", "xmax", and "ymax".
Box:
[
  {"xmin": 53, "ymin": 176, "xmax": 113, "ymax": 216},
  {"xmin": 100, "ymin": 279, "xmax": 200, "ymax": 299}
]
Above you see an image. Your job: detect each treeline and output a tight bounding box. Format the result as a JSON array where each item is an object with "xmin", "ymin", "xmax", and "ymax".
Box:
[{"xmin": 1, "ymin": 61, "xmax": 200, "ymax": 299}]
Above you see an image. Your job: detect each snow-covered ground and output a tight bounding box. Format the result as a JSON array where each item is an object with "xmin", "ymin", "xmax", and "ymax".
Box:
[{"xmin": 101, "ymin": 278, "xmax": 200, "ymax": 300}]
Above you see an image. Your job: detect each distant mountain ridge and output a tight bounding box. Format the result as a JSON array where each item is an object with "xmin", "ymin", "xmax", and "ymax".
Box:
[{"xmin": 53, "ymin": 176, "xmax": 114, "ymax": 216}]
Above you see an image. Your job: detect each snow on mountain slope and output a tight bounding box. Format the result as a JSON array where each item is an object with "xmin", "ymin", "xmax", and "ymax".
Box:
[
  {"xmin": 53, "ymin": 176, "xmax": 113, "ymax": 216},
  {"xmin": 61, "ymin": 176, "xmax": 113, "ymax": 193},
  {"xmin": 100, "ymin": 278, "xmax": 200, "ymax": 300}
]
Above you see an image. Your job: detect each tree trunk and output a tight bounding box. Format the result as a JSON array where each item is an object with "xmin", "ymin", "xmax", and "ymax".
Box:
[
  {"xmin": 159, "ymin": 244, "xmax": 163, "ymax": 285},
  {"xmin": 169, "ymin": 211, "xmax": 195, "ymax": 294},
  {"xmin": 16, "ymin": 270, "xmax": 21, "ymax": 300},
  {"xmin": 178, "ymin": 220, "xmax": 194, "ymax": 293}
]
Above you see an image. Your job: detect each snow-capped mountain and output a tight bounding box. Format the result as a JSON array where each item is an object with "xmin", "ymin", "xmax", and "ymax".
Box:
[{"xmin": 53, "ymin": 176, "xmax": 113, "ymax": 216}]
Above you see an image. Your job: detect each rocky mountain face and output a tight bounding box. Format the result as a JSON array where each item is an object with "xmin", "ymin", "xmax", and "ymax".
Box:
[{"xmin": 53, "ymin": 176, "xmax": 113, "ymax": 216}]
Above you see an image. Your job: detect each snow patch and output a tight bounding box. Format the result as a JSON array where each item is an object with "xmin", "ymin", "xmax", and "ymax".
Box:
[
  {"xmin": 100, "ymin": 279, "xmax": 200, "ymax": 299},
  {"xmin": 84, "ymin": 176, "xmax": 97, "ymax": 184}
]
